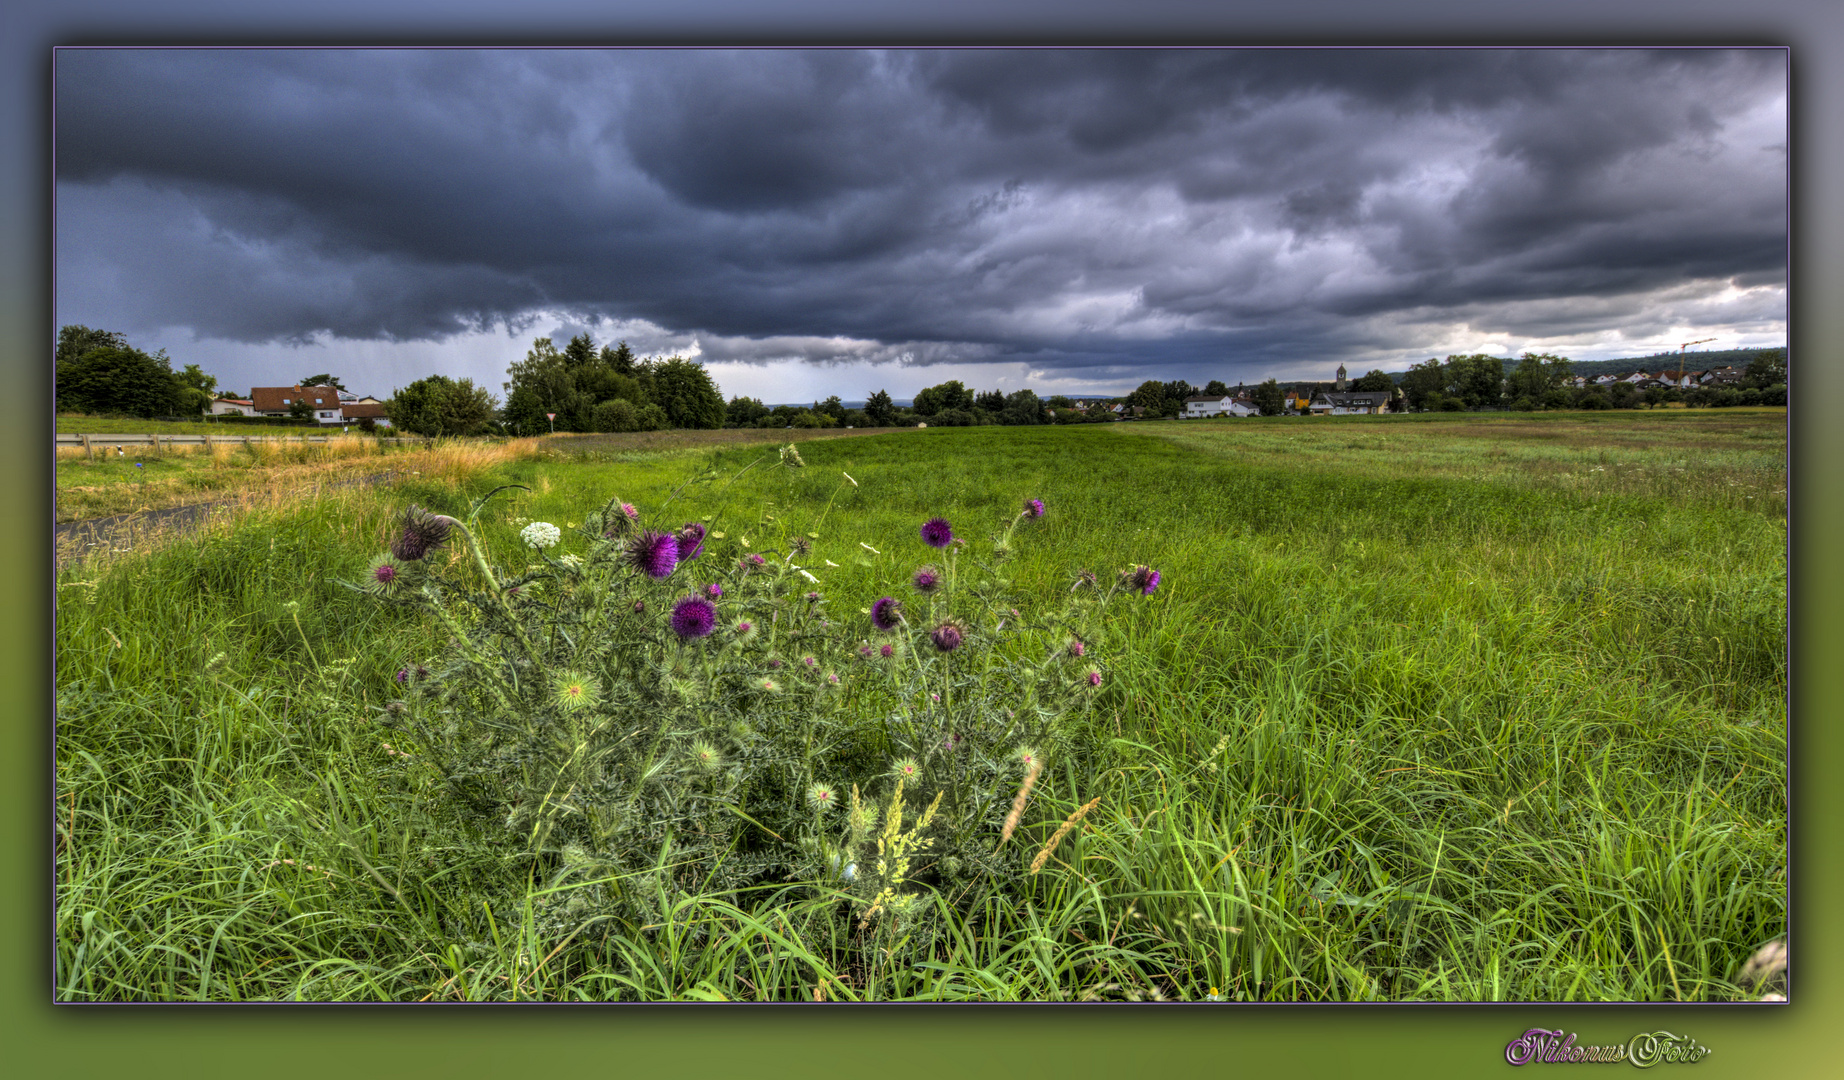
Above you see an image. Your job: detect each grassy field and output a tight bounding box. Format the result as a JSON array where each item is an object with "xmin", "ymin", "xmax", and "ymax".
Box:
[{"xmin": 52, "ymin": 413, "xmax": 1785, "ymax": 1001}]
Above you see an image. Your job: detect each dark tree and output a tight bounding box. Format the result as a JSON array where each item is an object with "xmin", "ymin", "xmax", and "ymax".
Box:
[
  {"xmin": 1203, "ymin": 380, "xmax": 1231, "ymax": 397},
  {"xmin": 864, "ymin": 390, "xmax": 897, "ymax": 426},
  {"xmin": 1250, "ymin": 378, "xmax": 1285, "ymax": 417},
  {"xmin": 999, "ymin": 388, "xmax": 1045, "ymax": 425},
  {"xmin": 816, "ymin": 395, "xmax": 846, "ymax": 420},
  {"xmin": 298, "ymin": 373, "xmax": 349, "ymax": 391},
  {"xmin": 1351, "ymin": 369, "xmax": 1396, "ymax": 392},
  {"xmin": 56, "ymin": 325, "xmax": 128, "ymax": 368},
  {"xmin": 1400, "ymin": 358, "xmax": 1447, "ymax": 411},
  {"xmin": 647, "ymin": 357, "xmax": 727, "ymax": 429},
  {"xmin": 974, "ymin": 389, "xmax": 1007, "ymax": 413},
  {"xmin": 601, "ymin": 340, "xmax": 637, "ymax": 376},
  {"xmin": 56, "ymin": 343, "xmax": 184, "ymax": 417}
]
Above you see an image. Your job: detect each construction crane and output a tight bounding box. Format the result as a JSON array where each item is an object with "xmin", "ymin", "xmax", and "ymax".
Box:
[{"xmin": 1675, "ymin": 337, "xmax": 1717, "ymax": 385}]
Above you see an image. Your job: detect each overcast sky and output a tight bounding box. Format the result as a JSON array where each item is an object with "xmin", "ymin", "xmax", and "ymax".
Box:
[{"xmin": 54, "ymin": 47, "xmax": 1786, "ymax": 402}]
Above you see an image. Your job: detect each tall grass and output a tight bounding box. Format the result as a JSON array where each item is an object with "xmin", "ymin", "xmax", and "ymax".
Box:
[{"xmin": 54, "ymin": 416, "xmax": 1785, "ymax": 1000}]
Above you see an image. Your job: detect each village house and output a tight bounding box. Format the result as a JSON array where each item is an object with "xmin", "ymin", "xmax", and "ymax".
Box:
[
  {"xmin": 208, "ymin": 397, "xmax": 257, "ymax": 417},
  {"xmin": 1182, "ymin": 394, "xmax": 1258, "ymax": 417},
  {"xmin": 249, "ymin": 385, "xmax": 350, "ymax": 424},
  {"xmin": 1309, "ymin": 390, "xmax": 1395, "ymax": 415}
]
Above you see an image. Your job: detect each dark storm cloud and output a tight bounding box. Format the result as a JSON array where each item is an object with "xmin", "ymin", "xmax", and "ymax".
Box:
[{"xmin": 55, "ymin": 47, "xmax": 1785, "ymax": 380}]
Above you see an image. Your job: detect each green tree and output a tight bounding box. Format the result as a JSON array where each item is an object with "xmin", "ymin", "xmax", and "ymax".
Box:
[
  {"xmin": 864, "ymin": 389, "xmax": 897, "ymax": 426},
  {"xmin": 1249, "ymin": 378, "xmax": 1285, "ymax": 416},
  {"xmin": 1203, "ymin": 380, "xmax": 1231, "ymax": 397},
  {"xmin": 298, "ymin": 373, "xmax": 348, "ymax": 392},
  {"xmin": 1744, "ymin": 348, "xmax": 1786, "ymax": 388},
  {"xmin": 647, "ymin": 357, "xmax": 726, "ymax": 429},
  {"xmin": 503, "ymin": 337, "xmax": 590, "ymax": 434},
  {"xmin": 1127, "ymin": 380, "xmax": 1170, "ymax": 414},
  {"xmin": 913, "ymin": 380, "xmax": 973, "ymax": 417},
  {"xmin": 726, "ymin": 396, "xmax": 770, "ymax": 427},
  {"xmin": 1505, "ymin": 352, "xmax": 1573, "ymax": 406},
  {"xmin": 173, "ymin": 363, "xmax": 218, "ymax": 415},
  {"xmin": 1445, "ymin": 354, "xmax": 1505, "ymax": 410},
  {"xmin": 562, "ymin": 333, "xmax": 598, "ymax": 369},
  {"xmin": 1351, "ymin": 369, "xmax": 1395, "ymax": 392},
  {"xmin": 56, "ymin": 343, "xmax": 184, "ymax": 417},
  {"xmin": 593, "ymin": 398, "xmax": 642, "ymax": 433},
  {"xmin": 973, "ymin": 389, "xmax": 1007, "ymax": 413},
  {"xmin": 999, "ymin": 388, "xmax": 1045, "ymax": 425},
  {"xmin": 815, "ymin": 395, "xmax": 846, "ymax": 421},
  {"xmin": 288, "ymin": 399, "xmax": 314, "ymax": 420},
  {"xmin": 386, "ymin": 375, "xmax": 497, "ymax": 436},
  {"xmin": 1400, "ymin": 358, "xmax": 1446, "ymax": 411}
]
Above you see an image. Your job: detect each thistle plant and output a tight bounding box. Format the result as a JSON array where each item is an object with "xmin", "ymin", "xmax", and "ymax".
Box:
[{"xmin": 349, "ymin": 465, "xmax": 1161, "ymax": 938}]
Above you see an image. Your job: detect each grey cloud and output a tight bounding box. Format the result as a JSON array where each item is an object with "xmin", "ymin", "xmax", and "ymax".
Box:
[{"xmin": 55, "ymin": 47, "xmax": 1785, "ymax": 383}]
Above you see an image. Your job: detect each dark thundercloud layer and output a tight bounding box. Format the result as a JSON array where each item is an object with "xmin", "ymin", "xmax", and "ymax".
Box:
[{"xmin": 55, "ymin": 48, "xmax": 1785, "ymax": 386}]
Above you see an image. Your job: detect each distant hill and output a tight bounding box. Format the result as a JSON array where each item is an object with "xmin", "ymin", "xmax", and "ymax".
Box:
[{"xmin": 1372, "ymin": 346, "xmax": 1784, "ymax": 383}]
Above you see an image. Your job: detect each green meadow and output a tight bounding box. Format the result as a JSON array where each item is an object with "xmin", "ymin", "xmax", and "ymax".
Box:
[{"xmin": 53, "ymin": 412, "xmax": 1786, "ymax": 1001}]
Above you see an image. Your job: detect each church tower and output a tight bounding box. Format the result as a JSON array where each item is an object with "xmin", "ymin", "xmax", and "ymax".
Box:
[{"xmin": 1335, "ymin": 363, "xmax": 1347, "ymax": 392}]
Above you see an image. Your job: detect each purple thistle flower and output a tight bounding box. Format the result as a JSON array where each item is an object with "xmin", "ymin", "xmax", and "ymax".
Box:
[
  {"xmin": 633, "ymin": 599, "xmax": 646, "ymax": 613},
  {"xmin": 930, "ymin": 620, "xmax": 965, "ymax": 653},
  {"xmin": 669, "ymin": 596, "xmax": 717, "ymax": 639},
  {"xmin": 391, "ymin": 505, "xmax": 457, "ymax": 562},
  {"xmin": 1087, "ymin": 669, "xmax": 1103, "ymax": 687},
  {"xmin": 912, "ymin": 565, "xmax": 941, "ymax": 594},
  {"xmin": 676, "ymin": 522, "xmax": 706, "ymax": 561},
  {"xmin": 1125, "ymin": 565, "xmax": 1162, "ymax": 596},
  {"xmin": 880, "ymin": 644, "xmax": 894, "ymax": 658},
  {"xmin": 769, "ymin": 659, "xmax": 783, "ymax": 669},
  {"xmin": 746, "ymin": 553, "xmax": 766, "ymax": 567},
  {"xmin": 736, "ymin": 621, "xmax": 753, "ymax": 633},
  {"xmin": 1026, "ymin": 498, "xmax": 1045, "ymax": 518},
  {"xmin": 374, "ymin": 563, "xmax": 398, "ymax": 586},
  {"xmin": 625, "ymin": 530, "xmax": 680, "ymax": 579},
  {"xmin": 871, "ymin": 596, "xmax": 904, "ymax": 631},
  {"xmin": 706, "ymin": 583, "xmax": 723, "ymax": 598},
  {"xmin": 621, "ymin": 502, "xmax": 639, "ymax": 520},
  {"xmin": 395, "ymin": 668, "xmax": 409, "ymax": 684},
  {"xmin": 1068, "ymin": 640, "xmax": 1087, "ymax": 658},
  {"xmin": 920, "ymin": 517, "xmax": 954, "ymax": 549},
  {"xmin": 803, "ymin": 656, "xmax": 817, "ymax": 668}
]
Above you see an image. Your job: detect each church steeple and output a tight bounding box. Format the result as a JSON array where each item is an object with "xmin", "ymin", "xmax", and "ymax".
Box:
[{"xmin": 1335, "ymin": 363, "xmax": 1347, "ymax": 392}]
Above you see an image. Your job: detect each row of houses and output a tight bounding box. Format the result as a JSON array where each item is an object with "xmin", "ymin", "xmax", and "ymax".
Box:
[
  {"xmin": 209, "ymin": 385, "xmax": 392, "ymax": 426},
  {"xmin": 1572, "ymin": 366, "xmax": 1748, "ymax": 390},
  {"xmin": 1182, "ymin": 389, "xmax": 1398, "ymax": 417}
]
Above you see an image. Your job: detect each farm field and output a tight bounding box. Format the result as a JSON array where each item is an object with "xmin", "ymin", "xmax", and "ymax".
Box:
[{"xmin": 52, "ymin": 413, "xmax": 1786, "ymax": 1001}]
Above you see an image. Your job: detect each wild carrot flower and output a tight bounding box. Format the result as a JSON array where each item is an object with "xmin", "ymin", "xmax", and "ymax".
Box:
[
  {"xmin": 1025, "ymin": 498, "xmax": 1045, "ymax": 518},
  {"xmin": 931, "ymin": 620, "xmax": 965, "ymax": 653},
  {"xmin": 391, "ymin": 505, "xmax": 457, "ymax": 561},
  {"xmin": 676, "ymin": 522, "xmax": 706, "ymax": 561},
  {"xmin": 670, "ymin": 596, "xmax": 717, "ymax": 639},
  {"xmin": 871, "ymin": 596, "xmax": 904, "ymax": 631},
  {"xmin": 626, "ymin": 530, "xmax": 680, "ymax": 579},
  {"xmin": 520, "ymin": 521, "xmax": 562, "ymax": 549},
  {"xmin": 920, "ymin": 517, "xmax": 954, "ymax": 549},
  {"xmin": 553, "ymin": 670, "xmax": 601, "ymax": 712},
  {"xmin": 912, "ymin": 565, "xmax": 941, "ymax": 593},
  {"xmin": 808, "ymin": 783, "xmax": 838, "ymax": 813}
]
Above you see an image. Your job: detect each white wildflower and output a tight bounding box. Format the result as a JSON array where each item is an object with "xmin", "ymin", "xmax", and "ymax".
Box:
[{"xmin": 520, "ymin": 521, "xmax": 562, "ymax": 549}]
